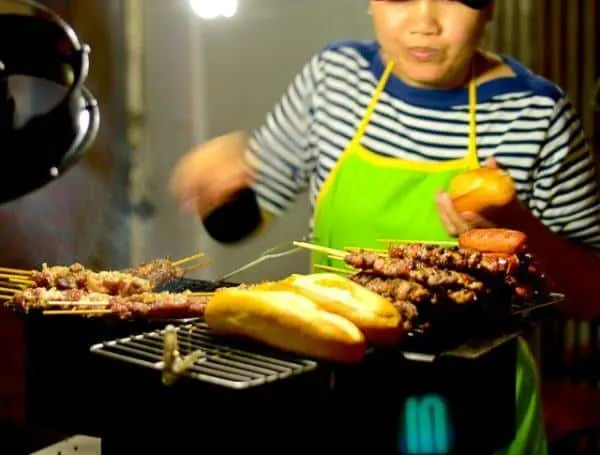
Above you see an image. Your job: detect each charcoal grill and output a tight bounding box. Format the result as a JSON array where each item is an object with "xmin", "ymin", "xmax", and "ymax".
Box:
[
  {"xmin": 18, "ymin": 278, "xmax": 238, "ymax": 453},
  {"xmin": 90, "ymin": 321, "xmax": 318, "ymax": 389},
  {"xmin": 87, "ymin": 279, "xmax": 563, "ymax": 455}
]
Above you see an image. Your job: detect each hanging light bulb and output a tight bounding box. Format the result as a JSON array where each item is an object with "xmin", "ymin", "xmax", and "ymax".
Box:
[
  {"xmin": 189, "ymin": 0, "xmax": 238, "ymax": 19},
  {"xmin": 220, "ymin": 0, "xmax": 238, "ymax": 18}
]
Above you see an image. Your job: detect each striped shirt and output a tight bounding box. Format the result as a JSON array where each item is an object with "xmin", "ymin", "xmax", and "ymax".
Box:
[{"xmin": 244, "ymin": 40, "xmax": 600, "ymax": 251}]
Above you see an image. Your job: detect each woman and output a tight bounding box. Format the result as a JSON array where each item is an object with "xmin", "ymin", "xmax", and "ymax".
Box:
[{"xmin": 170, "ymin": 0, "xmax": 600, "ymax": 453}]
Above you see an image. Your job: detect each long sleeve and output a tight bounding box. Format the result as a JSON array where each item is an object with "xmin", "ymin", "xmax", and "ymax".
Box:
[
  {"xmin": 529, "ymin": 96, "xmax": 600, "ymax": 251},
  {"xmin": 244, "ymin": 52, "xmax": 322, "ymax": 215}
]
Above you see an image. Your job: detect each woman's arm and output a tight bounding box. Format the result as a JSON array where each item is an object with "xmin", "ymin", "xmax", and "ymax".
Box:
[
  {"xmin": 496, "ymin": 200, "xmax": 600, "ymax": 319},
  {"xmin": 515, "ymin": 97, "xmax": 600, "ymax": 318},
  {"xmin": 170, "ymin": 51, "xmax": 324, "ymax": 243},
  {"xmin": 438, "ymin": 96, "xmax": 600, "ymax": 318}
]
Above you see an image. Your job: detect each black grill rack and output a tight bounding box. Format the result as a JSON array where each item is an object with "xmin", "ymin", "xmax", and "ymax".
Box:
[{"xmin": 90, "ymin": 320, "xmax": 318, "ymax": 389}]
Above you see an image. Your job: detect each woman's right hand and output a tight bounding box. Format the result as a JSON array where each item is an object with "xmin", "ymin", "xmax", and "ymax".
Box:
[{"xmin": 169, "ymin": 131, "xmax": 255, "ymax": 218}]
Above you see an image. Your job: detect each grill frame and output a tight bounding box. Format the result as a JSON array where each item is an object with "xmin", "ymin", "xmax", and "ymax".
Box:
[
  {"xmin": 89, "ymin": 289, "xmax": 564, "ymax": 388},
  {"xmin": 90, "ymin": 320, "xmax": 318, "ymax": 389}
]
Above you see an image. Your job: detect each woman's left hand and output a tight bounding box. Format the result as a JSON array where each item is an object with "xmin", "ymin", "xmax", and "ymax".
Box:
[{"xmin": 436, "ymin": 191, "xmax": 495, "ymax": 236}]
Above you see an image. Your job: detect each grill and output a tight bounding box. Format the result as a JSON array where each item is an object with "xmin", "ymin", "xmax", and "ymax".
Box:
[
  {"xmin": 89, "ymin": 279, "xmax": 564, "ymax": 388},
  {"xmin": 24, "ymin": 275, "xmax": 564, "ymax": 455},
  {"xmin": 90, "ymin": 320, "xmax": 317, "ymax": 389}
]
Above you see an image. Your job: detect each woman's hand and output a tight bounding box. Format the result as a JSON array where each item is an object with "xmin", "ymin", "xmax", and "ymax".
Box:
[
  {"xmin": 169, "ymin": 131, "xmax": 254, "ymax": 218},
  {"xmin": 436, "ymin": 158, "xmax": 519, "ymax": 236},
  {"xmin": 436, "ymin": 191, "xmax": 494, "ymax": 236}
]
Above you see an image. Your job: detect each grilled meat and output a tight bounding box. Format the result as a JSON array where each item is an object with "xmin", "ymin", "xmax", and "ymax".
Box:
[
  {"xmin": 350, "ymin": 272, "xmax": 431, "ymax": 303},
  {"xmin": 31, "ymin": 263, "xmax": 153, "ymax": 296},
  {"xmin": 344, "ymin": 251, "xmax": 485, "ymax": 292},
  {"xmin": 387, "ymin": 244, "xmax": 521, "ymax": 275},
  {"xmin": 9, "ymin": 287, "xmax": 108, "ymax": 311},
  {"xmin": 124, "ymin": 258, "xmax": 185, "ymax": 287},
  {"xmin": 31, "ymin": 257, "xmax": 187, "ymax": 297},
  {"xmin": 108, "ymin": 292, "xmax": 209, "ymax": 320},
  {"xmin": 6, "ymin": 286, "xmax": 209, "ymax": 320}
]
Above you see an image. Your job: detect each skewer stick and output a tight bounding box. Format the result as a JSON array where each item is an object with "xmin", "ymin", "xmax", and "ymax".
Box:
[
  {"xmin": 188, "ymin": 292, "xmax": 214, "ymax": 297},
  {"xmin": 312, "ymin": 264, "xmax": 354, "ymax": 275},
  {"xmin": 292, "ymin": 241, "xmax": 346, "ymax": 259},
  {"xmin": 377, "ymin": 239, "xmax": 458, "ymax": 246},
  {"xmin": 0, "ymin": 286, "xmax": 18, "ymax": 294},
  {"xmin": 344, "ymin": 246, "xmax": 387, "ymax": 254},
  {"xmin": 172, "ymin": 252, "xmax": 206, "ymax": 267},
  {"xmin": 46, "ymin": 301, "xmax": 110, "ymax": 307},
  {"xmin": 0, "ymin": 282, "xmax": 27, "ymax": 290},
  {"xmin": 43, "ymin": 309, "xmax": 113, "ymax": 316},
  {"xmin": 0, "ymin": 273, "xmax": 34, "ymax": 282},
  {"xmin": 183, "ymin": 259, "xmax": 212, "ymax": 273},
  {"xmin": 0, "ymin": 267, "xmax": 32, "ymax": 276},
  {"xmin": 7, "ymin": 277, "xmax": 34, "ymax": 285}
]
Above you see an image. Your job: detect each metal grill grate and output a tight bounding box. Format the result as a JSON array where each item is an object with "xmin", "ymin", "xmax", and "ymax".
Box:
[{"xmin": 89, "ymin": 320, "xmax": 317, "ymax": 389}]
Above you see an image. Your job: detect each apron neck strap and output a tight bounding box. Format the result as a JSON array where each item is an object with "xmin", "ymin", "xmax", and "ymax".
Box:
[
  {"xmin": 354, "ymin": 61, "xmax": 395, "ymax": 139},
  {"xmin": 354, "ymin": 60, "xmax": 480, "ymax": 169},
  {"xmin": 466, "ymin": 78, "xmax": 479, "ymax": 168}
]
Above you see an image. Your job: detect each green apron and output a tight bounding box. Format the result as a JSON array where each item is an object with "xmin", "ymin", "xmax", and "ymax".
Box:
[{"xmin": 311, "ymin": 62, "xmax": 547, "ymax": 454}]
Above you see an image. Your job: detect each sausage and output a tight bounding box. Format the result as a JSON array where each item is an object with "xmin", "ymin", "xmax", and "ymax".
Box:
[{"xmin": 458, "ymin": 228, "xmax": 528, "ymax": 254}]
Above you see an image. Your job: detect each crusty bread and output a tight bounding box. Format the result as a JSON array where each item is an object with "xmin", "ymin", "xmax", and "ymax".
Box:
[
  {"xmin": 204, "ymin": 288, "xmax": 366, "ymax": 363},
  {"xmin": 260, "ymin": 273, "xmax": 403, "ymax": 345}
]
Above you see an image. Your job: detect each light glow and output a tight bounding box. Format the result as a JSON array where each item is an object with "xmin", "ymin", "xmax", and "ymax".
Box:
[{"xmin": 189, "ymin": 0, "xmax": 238, "ymax": 19}]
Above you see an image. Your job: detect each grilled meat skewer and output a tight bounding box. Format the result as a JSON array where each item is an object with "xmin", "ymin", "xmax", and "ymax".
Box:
[
  {"xmin": 344, "ymin": 251, "xmax": 485, "ymax": 292},
  {"xmin": 7, "ymin": 286, "xmax": 209, "ymax": 319},
  {"xmin": 32, "ymin": 263, "xmax": 153, "ymax": 296},
  {"xmin": 349, "ymin": 272, "xmax": 478, "ymax": 305},
  {"xmin": 31, "ymin": 259, "xmax": 186, "ymax": 296},
  {"xmin": 387, "ymin": 244, "xmax": 521, "ymax": 275},
  {"xmin": 350, "ymin": 273, "xmax": 431, "ymax": 303}
]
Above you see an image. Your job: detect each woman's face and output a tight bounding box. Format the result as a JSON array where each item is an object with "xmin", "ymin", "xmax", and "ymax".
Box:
[{"xmin": 370, "ymin": 0, "xmax": 491, "ymax": 88}]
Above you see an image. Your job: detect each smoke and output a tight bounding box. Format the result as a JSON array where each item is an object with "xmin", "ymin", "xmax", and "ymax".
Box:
[{"xmin": 0, "ymin": 163, "xmax": 130, "ymax": 270}]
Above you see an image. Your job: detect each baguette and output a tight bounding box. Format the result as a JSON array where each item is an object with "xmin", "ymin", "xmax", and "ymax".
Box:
[
  {"xmin": 259, "ymin": 273, "xmax": 403, "ymax": 345},
  {"xmin": 204, "ymin": 288, "xmax": 366, "ymax": 364},
  {"xmin": 459, "ymin": 228, "xmax": 528, "ymax": 254}
]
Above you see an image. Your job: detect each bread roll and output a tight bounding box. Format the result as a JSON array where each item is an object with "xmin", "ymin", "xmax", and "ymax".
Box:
[
  {"xmin": 449, "ymin": 167, "xmax": 516, "ymax": 213},
  {"xmin": 259, "ymin": 273, "xmax": 403, "ymax": 345},
  {"xmin": 204, "ymin": 288, "xmax": 366, "ymax": 364}
]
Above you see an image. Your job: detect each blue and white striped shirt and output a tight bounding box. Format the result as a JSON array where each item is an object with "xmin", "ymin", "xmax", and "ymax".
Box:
[{"xmin": 245, "ymin": 40, "xmax": 600, "ymax": 251}]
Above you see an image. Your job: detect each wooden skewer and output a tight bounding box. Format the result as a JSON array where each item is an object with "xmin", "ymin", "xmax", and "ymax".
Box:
[
  {"xmin": 377, "ymin": 239, "xmax": 458, "ymax": 246},
  {"xmin": 0, "ymin": 281, "xmax": 27, "ymax": 290},
  {"xmin": 0, "ymin": 273, "xmax": 34, "ymax": 283},
  {"xmin": 43, "ymin": 309, "xmax": 113, "ymax": 316},
  {"xmin": 0, "ymin": 267, "xmax": 32, "ymax": 276},
  {"xmin": 7, "ymin": 277, "xmax": 34, "ymax": 285},
  {"xmin": 343, "ymin": 246, "xmax": 388, "ymax": 254},
  {"xmin": 172, "ymin": 252, "xmax": 206, "ymax": 267},
  {"xmin": 312, "ymin": 264, "xmax": 354, "ymax": 275},
  {"xmin": 292, "ymin": 241, "xmax": 346, "ymax": 259},
  {"xmin": 188, "ymin": 292, "xmax": 214, "ymax": 297},
  {"xmin": 183, "ymin": 259, "xmax": 213, "ymax": 273},
  {"xmin": 0, "ymin": 286, "xmax": 18, "ymax": 294},
  {"xmin": 46, "ymin": 301, "xmax": 110, "ymax": 307}
]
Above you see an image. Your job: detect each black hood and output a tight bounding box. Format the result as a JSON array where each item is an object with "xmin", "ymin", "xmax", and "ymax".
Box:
[{"xmin": 460, "ymin": 0, "xmax": 492, "ymax": 9}]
